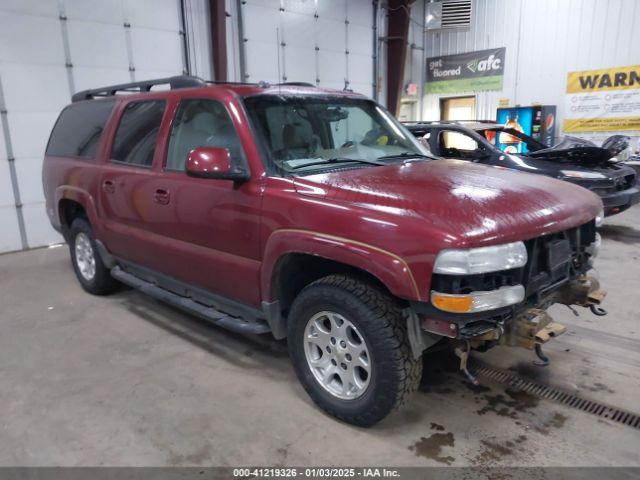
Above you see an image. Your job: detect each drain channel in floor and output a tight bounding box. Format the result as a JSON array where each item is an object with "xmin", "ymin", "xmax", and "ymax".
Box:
[{"xmin": 471, "ymin": 362, "xmax": 640, "ymax": 430}]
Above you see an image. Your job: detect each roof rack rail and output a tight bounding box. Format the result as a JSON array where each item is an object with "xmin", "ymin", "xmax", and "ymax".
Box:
[
  {"xmin": 205, "ymin": 80, "xmax": 260, "ymax": 86},
  {"xmin": 276, "ymin": 82, "xmax": 316, "ymax": 87},
  {"xmin": 71, "ymin": 75, "xmax": 206, "ymax": 102}
]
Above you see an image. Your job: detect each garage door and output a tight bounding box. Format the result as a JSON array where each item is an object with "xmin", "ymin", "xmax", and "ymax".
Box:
[
  {"xmin": 240, "ymin": 0, "xmax": 374, "ymax": 96},
  {"xmin": 0, "ymin": 0, "xmax": 187, "ymax": 253}
]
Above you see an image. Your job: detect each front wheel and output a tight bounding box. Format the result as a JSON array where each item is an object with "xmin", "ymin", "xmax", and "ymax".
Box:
[{"xmin": 288, "ymin": 275, "xmax": 422, "ymax": 427}]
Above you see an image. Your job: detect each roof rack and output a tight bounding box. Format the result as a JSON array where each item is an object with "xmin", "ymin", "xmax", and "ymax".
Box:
[
  {"xmin": 277, "ymin": 82, "xmax": 316, "ymax": 87},
  {"xmin": 71, "ymin": 75, "xmax": 207, "ymax": 102}
]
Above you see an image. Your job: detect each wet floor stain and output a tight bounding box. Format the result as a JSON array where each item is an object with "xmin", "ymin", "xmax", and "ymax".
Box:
[
  {"xmin": 533, "ymin": 412, "xmax": 568, "ymax": 434},
  {"xmin": 578, "ymin": 381, "xmax": 615, "ymax": 394},
  {"xmin": 410, "ymin": 432, "xmax": 455, "ymax": 465},
  {"xmin": 469, "ymin": 435, "xmax": 528, "ymax": 467},
  {"xmin": 476, "ymin": 388, "xmax": 540, "ymax": 419},
  {"xmin": 508, "ymin": 362, "xmax": 550, "ymax": 382}
]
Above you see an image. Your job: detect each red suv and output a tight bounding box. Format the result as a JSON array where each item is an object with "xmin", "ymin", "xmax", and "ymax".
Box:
[{"xmin": 43, "ymin": 76, "xmax": 606, "ymax": 426}]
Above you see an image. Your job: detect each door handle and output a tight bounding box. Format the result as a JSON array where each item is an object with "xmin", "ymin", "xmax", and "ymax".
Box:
[
  {"xmin": 102, "ymin": 180, "xmax": 115, "ymax": 194},
  {"xmin": 153, "ymin": 188, "xmax": 170, "ymax": 205}
]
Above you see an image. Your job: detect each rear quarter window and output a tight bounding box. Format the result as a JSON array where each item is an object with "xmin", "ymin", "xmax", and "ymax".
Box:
[{"xmin": 46, "ymin": 100, "xmax": 115, "ymax": 159}]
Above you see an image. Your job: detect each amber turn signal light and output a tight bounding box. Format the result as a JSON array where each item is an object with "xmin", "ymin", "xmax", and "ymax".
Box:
[{"xmin": 431, "ymin": 293, "xmax": 473, "ymax": 313}]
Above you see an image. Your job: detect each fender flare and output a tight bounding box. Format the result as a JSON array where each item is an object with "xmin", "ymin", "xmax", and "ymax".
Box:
[
  {"xmin": 261, "ymin": 229, "xmax": 422, "ymax": 302},
  {"xmin": 54, "ymin": 186, "xmax": 101, "ymax": 234}
]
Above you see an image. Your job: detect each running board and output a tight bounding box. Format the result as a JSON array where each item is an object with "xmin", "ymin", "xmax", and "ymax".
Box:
[{"xmin": 111, "ymin": 266, "xmax": 271, "ymax": 335}]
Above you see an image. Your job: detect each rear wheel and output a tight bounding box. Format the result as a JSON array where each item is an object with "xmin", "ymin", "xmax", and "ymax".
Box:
[
  {"xmin": 288, "ymin": 275, "xmax": 422, "ymax": 427},
  {"xmin": 68, "ymin": 217, "xmax": 118, "ymax": 295}
]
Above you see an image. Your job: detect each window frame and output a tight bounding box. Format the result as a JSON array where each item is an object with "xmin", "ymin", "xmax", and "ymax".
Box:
[
  {"xmin": 108, "ymin": 99, "xmax": 167, "ymax": 169},
  {"xmin": 162, "ymin": 97, "xmax": 249, "ymax": 174}
]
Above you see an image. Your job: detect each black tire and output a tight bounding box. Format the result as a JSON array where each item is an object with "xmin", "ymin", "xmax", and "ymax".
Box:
[
  {"xmin": 287, "ymin": 274, "xmax": 422, "ymax": 427},
  {"xmin": 68, "ymin": 217, "xmax": 119, "ymax": 295}
]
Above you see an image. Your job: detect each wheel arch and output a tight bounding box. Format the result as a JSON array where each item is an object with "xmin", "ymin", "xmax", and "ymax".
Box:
[
  {"xmin": 55, "ymin": 186, "xmax": 99, "ymax": 240},
  {"xmin": 261, "ymin": 229, "xmax": 422, "ymax": 315}
]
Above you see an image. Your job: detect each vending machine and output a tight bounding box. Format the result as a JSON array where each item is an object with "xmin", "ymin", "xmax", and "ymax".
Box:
[{"xmin": 495, "ymin": 105, "xmax": 557, "ymax": 153}]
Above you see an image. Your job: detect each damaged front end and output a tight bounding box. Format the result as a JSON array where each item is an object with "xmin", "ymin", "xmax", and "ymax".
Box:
[{"xmin": 408, "ymin": 219, "xmax": 606, "ymax": 378}]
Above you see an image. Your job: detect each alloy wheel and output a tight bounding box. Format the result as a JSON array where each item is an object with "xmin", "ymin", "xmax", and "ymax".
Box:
[{"xmin": 303, "ymin": 311, "xmax": 371, "ymax": 400}]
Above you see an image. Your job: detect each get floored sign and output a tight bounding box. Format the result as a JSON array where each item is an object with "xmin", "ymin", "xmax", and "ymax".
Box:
[
  {"xmin": 426, "ymin": 48, "xmax": 506, "ymax": 94},
  {"xmin": 564, "ymin": 64, "xmax": 640, "ymax": 132}
]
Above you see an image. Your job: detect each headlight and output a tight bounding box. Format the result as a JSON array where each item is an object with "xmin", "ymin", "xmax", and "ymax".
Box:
[
  {"xmin": 431, "ymin": 285, "xmax": 525, "ymax": 313},
  {"xmin": 595, "ymin": 208, "xmax": 604, "ymax": 227},
  {"xmin": 560, "ymin": 170, "xmax": 606, "ymax": 179},
  {"xmin": 434, "ymin": 241, "xmax": 528, "ymax": 275}
]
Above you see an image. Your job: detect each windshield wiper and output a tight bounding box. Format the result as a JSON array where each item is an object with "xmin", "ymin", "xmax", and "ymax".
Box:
[
  {"xmin": 376, "ymin": 152, "xmax": 432, "ymax": 161},
  {"xmin": 289, "ymin": 157, "xmax": 384, "ymax": 170}
]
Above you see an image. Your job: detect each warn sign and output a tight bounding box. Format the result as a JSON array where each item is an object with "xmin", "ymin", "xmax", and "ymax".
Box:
[{"xmin": 567, "ymin": 65, "xmax": 640, "ymax": 93}]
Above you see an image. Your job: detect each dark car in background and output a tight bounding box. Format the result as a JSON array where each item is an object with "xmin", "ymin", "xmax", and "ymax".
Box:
[{"xmin": 404, "ymin": 121, "xmax": 639, "ymax": 217}]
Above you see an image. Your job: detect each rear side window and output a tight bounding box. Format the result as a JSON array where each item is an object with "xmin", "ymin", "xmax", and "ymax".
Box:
[
  {"xmin": 111, "ymin": 100, "xmax": 166, "ymax": 167},
  {"xmin": 46, "ymin": 100, "xmax": 115, "ymax": 158}
]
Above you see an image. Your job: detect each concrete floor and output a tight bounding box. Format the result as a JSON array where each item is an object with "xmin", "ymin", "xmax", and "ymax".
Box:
[{"xmin": 0, "ymin": 208, "xmax": 639, "ymax": 467}]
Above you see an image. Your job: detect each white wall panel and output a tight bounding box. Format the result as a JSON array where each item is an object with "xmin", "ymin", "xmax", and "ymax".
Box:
[
  {"xmin": 239, "ymin": 0, "xmax": 374, "ymax": 96},
  {"xmin": 316, "ymin": 0, "xmax": 347, "ymax": 21},
  {"xmin": 245, "ymin": 42, "xmax": 280, "ymax": 83},
  {"xmin": 0, "ymin": 160, "xmax": 15, "ymax": 207},
  {"xmin": 65, "ymin": 0, "xmax": 124, "ymax": 24},
  {"xmin": 21, "ymin": 202, "xmax": 61, "ymax": 248},
  {"xmin": 0, "ymin": 0, "xmax": 188, "ymax": 253},
  {"xmin": 1, "ymin": 64, "xmax": 69, "ymax": 113},
  {"xmin": 7, "ymin": 112, "xmax": 59, "ymax": 160},
  {"xmin": 14, "ymin": 157, "xmax": 46, "ymax": 205},
  {"xmin": 0, "ymin": 13, "xmax": 64, "ymax": 65},
  {"xmin": 282, "ymin": 11, "xmax": 316, "ymax": 48},
  {"xmin": 285, "ymin": 47, "xmax": 317, "ymax": 84},
  {"xmin": 0, "ymin": 0, "xmax": 59, "ymax": 17},
  {"xmin": 0, "ymin": 206, "xmax": 22, "ymax": 253},
  {"xmin": 124, "ymin": 0, "xmax": 181, "ymax": 31},
  {"xmin": 316, "ymin": 18, "xmax": 347, "ymax": 53},
  {"xmin": 131, "ymin": 28, "xmax": 184, "ymax": 74},
  {"xmin": 422, "ymin": 0, "xmax": 640, "ymax": 144},
  {"xmin": 67, "ymin": 22, "xmax": 129, "ymax": 68}
]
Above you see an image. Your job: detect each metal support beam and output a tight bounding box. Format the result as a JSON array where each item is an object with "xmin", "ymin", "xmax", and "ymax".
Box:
[
  {"xmin": 209, "ymin": 0, "xmax": 227, "ymax": 81},
  {"xmin": 385, "ymin": 0, "xmax": 413, "ymax": 116}
]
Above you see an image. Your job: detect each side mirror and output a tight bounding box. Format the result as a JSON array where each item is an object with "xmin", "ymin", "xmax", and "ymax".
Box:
[{"xmin": 185, "ymin": 147, "xmax": 249, "ymax": 181}]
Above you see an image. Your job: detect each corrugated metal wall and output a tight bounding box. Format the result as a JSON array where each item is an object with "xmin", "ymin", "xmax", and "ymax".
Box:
[{"xmin": 423, "ymin": 0, "xmax": 640, "ymax": 143}]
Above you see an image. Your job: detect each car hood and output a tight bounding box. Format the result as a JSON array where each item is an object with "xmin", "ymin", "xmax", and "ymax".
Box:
[
  {"xmin": 527, "ymin": 135, "xmax": 630, "ymax": 165},
  {"xmin": 292, "ymin": 159, "xmax": 601, "ymax": 248}
]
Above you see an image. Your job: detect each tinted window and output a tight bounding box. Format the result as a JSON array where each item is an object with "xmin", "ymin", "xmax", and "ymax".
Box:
[
  {"xmin": 166, "ymin": 99, "xmax": 245, "ymax": 171},
  {"xmin": 46, "ymin": 100, "xmax": 115, "ymax": 158},
  {"xmin": 111, "ymin": 101, "xmax": 165, "ymax": 167}
]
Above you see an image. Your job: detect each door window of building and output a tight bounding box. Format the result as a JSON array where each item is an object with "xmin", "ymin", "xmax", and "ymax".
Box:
[{"xmin": 440, "ymin": 96, "xmax": 476, "ymax": 121}]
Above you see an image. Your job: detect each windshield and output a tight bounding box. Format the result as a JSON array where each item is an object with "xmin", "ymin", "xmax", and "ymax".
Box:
[
  {"xmin": 243, "ymin": 95, "xmax": 431, "ymax": 173},
  {"xmin": 478, "ymin": 127, "xmax": 547, "ymax": 154}
]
